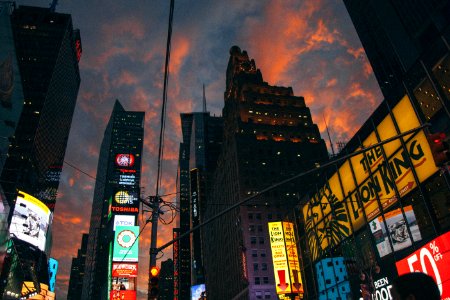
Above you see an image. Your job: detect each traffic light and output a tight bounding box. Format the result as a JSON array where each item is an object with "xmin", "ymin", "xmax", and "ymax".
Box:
[
  {"xmin": 427, "ymin": 132, "xmax": 450, "ymax": 167},
  {"xmin": 149, "ymin": 266, "xmax": 160, "ymax": 298}
]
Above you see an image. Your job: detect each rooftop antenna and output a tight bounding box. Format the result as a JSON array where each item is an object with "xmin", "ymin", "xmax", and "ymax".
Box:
[
  {"xmin": 49, "ymin": 0, "xmax": 58, "ymax": 12},
  {"xmin": 202, "ymin": 84, "xmax": 207, "ymax": 113},
  {"xmin": 323, "ymin": 114, "xmax": 335, "ymax": 156},
  {"xmin": 203, "ymin": 84, "xmax": 206, "ymax": 112}
]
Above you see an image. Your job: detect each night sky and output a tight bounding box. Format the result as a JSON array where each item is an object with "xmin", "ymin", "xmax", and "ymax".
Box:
[{"xmin": 16, "ymin": 1, "xmax": 382, "ymax": 298}]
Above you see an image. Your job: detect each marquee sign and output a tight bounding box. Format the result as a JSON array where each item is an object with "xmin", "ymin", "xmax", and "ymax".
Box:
[{"xmin": 302, "ymin": 95, "xmax": 439, "ymax": 261}]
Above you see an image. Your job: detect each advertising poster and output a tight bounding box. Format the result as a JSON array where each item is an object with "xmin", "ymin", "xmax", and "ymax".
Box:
[
  {"xmin": 113, "ymin": 215, "xmax": 135, "ymax": 231},
  {"xmin": 113, "ymin": 226, "xmax": 139, "ymax": 262},
  {"xmin": 282, "ymin": 222, "xmax": 303, "ymax": 294},
  {"xmin": 9, "ymin": 191, "xmax": 52, "ymax": 251},
  {"xmin": 110, "ymin": 190, "xmax": 140, "ymax": 214},
  {"xmin": 191, "ymin": 284, "xmax": 206, "ymax": 300},
  {"xmin": 48, "ymin": 258, "xmax": 58, "ymax": 292},
  {"xmin": 370, "ymin": 205, "xmax": 422, "ymax": 257},
  {"xmin": 112, "ymin": 263, "xmax": 138, "ymax": 277},
  {"xmin": 110, "ymin": 290, "xmax": 136, "ymax": 300},
  {"xmin": 396, "ymin": 231, "xmax": 450, "ymax": 299},
  {"xmin": 269, "ymin": 222, "xmax": 292, "ymax": 294}
]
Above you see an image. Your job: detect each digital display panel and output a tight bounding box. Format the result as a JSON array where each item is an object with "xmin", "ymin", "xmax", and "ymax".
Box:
[
  {"xmin": 191, "ymin": 284, "xmax": 206, "ymax": 300},
  {"xmin": 396, "ymin": 231, "xmax": 450, "ymax": 299},
  {"xmin": 9, "ymin": 191, "xmax": 52, "ymax": 251},
  {"xmin": 113, "ymin": 215, "xmax": 135, "ymax": 231},
  {"xmin": 112, "ymin": 263, "xmax": 138, "ymax": 277},
  {"xmin": 115, "ymin": 154, "xmax": 135, "ymax": 167},
  {"xmin": 113, "ymin": 226, "xmax": 139, "ymax": 262}
]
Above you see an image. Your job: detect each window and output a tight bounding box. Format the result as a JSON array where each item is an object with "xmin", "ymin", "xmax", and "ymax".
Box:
[
  {"xmin": 253, "ymin": 263, "xmax": 258, "ymax": 271},
  {"xmin": 248, "ymin": 213, "xmax": 253, "ymax": 220},
  {"xmin": 265, "ymin": 292, "xmax": 271, "ymax": 299},
  {"xmin": 255, "ymin": 277, "xmax": 261, "ymax": 285},
  {"xmin": 262, "ymin": 263, "xmax": 267, "ymax": 271},
  {"xmin": 257, "ymin": 225, "xmax": 263, "ymax": 232},
  {"xmin": 259, "ymin": 237, "xmax": 265, "ymax": 244},
  {"xmin": 251, "ymin": 237, "xmax": 257, "ymax": 244},
  {"xmin": 252, "ymin": 250, "xmax": 257, "ymax": 258},
  {"xmin": 249, "ymin": 225, "xmax": 255, "ymax": 232},
  {"xmin": 256, "ymin": 291, "xmax": 263, "ymax": 299},
  {"xmin": 256, "ymin": 213, "xmax": 262, "ymax": 220},
  {"xmin": 260, "ymin": 251, "xmax": 266, "ymax": 258},
  {"xmin": 263, "ymin": 277, "xmax": 269, "ymax": 284}
]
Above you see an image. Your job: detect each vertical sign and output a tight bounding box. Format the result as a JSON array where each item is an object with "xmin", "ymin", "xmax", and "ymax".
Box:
[
  {"xmin": 269, "ymin": 222, "xmax": 292, "ymax": 294},
  {"xmin": 283, "ymin": 222, "xmax": 303, "ymax": 294},
  {"xmin": 173, "ymin": 229, "xmax": 180, "ymax": 300}
]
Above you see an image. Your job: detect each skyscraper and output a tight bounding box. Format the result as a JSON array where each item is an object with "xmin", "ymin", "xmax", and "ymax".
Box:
[
  {"xmin": 0, "ymin": 5, "xmax": 82, "ymax": 211},
  {"xmin": 203, "ymin": 46, "xmax": 328, "ymax": 299},
  {"xmin": 176, "ymin": 111, "xmax": 223, "ymax": 298},
  {"xmin": 0, "ymin": 4, "xmax": 81, "ymax": 298},
  {"xmin": 82, "ymin": 100, "xmax": 144, "ymax": 300},
  {"xmin": 159, "ymin": 258, "xmax": 174, "ymax": 300},
  {"xmin": 67, "ymin": 233, "xmax": 88, "ymax": 300}
]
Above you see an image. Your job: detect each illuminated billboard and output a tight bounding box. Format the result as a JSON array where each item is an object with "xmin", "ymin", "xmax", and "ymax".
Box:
[
  {"xmin": 396, "ymin": 231, "xmax": 450, "ymax": 299},
  {"xmin": 9, "ymin": 191, "xmax": 52, "ymax": 251},
  {"xmin": 268, "ymin": 222, "xmax": 303, "ymax": 295},
  {"xmin": 110, "ymin": 190, "xmax": 140, "ymax": 215},
  {"xmin": 191, "ymin": 284, "xmax": 206, "ymax": 300},
  {"xmin": 48, "ymin": 258, "xmax": 58, "ymax": 292},
  {"xmin": 302, "ymin": 95, "xmax": 438, "ymax": 261},
  {"xmin": 370, "ymin": 205, "xmax": 421, "ymax": 257},
  {"xmin": 115, "ymin": 154, "xmax": 135, "ymax": 167},
  {"xmin": 21, "ymin": 282, "xmax": 55, "ymax": 300},
  {"xmin": 110, "ymin": 290, "xmax": 136, "ymax": 300},
  {"xmin": 112, "ymin": 263, "xmax": 138, "ymax": 277},
  {"xmin": 113, "ymin": 215, "xmax": 135, "ymax": 231},
  {"xmin": 113, "ymin": 226, "xmax": 139, "ymax": 262}
]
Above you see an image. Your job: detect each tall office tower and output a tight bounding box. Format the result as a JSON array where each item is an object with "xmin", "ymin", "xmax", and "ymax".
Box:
[
  {"xmin": 82, "ymin": 100, "xmax": 144, "ymax": 300},
  {"xmin": 0, "ymin": 1, "xmax": 24, "ymax": 274},
  {"xmin": 159, "ymin": 258, "xmax": 174, "ymax": 300},
  {"xmin": 175, "ymin": 112, "xmax": 223, "ymax": 298},
  {"xmin": 203, "ymin": 46, "xmax": 329, "ymax": 299},
  {"xmin": 0, "ymin": 5, "xmax": 82, "ymax": 211},
  {"xmin": 0, "ymin": 4, "xmax": 81, "ymax": 298},
  {"xmin": 343, "ymin": 0, "xmax": 450, "ymax": 131},
  {"xmin": 67, "ymin": 233, "xmax": 88, "ymax": 300}
]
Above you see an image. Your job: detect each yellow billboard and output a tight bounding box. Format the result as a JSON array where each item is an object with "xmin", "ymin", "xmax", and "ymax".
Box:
[
  {"xmin": 269, "ymin": 222, "xmax": 303, "ymax": 295},
  {"xmin": 303, "ymin": 95, "xmax": 438, "ymax": 261}
]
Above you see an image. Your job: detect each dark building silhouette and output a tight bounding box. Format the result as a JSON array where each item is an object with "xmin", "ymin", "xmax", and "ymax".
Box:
[
  {"xmin": 159, "ymin": 258, "xmax": 174, "ymax": 300},
  {"xmin": 0, "ymin": 4, "xmax": 81, "ymax": 298},
  {"xmin": 203, "ymin": 46, "xmax": 328, "ymax": 299},
  {"xmin": 82, "ymin": 100, "xmax": 144, "ymax": 300},
  {"xmin": 67, "ymin": 233, "xmax": 88, "ymax": 300},
  {"xmin": 176, "ymin": 111, "xmax": 223, "ymax": 298},
  {"xmin": 0, "ymin": 5, "xmax": 81, "ymax": 211}
]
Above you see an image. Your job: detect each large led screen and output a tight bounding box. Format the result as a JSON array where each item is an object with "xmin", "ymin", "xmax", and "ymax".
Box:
[
  {"xmin": 113, "ymin": 226, "xmax": 139, "ymax": 262},
  {"xmin": 9, "ymin": 191, "xmax": 52, "ymax": 251},
  {"xmin": 396, "ymin": 231, "xmax": 450, "ymax": 299},
  {"xmin": 191, "ymin": 284, "xmax": 206, "ymax": 300}
]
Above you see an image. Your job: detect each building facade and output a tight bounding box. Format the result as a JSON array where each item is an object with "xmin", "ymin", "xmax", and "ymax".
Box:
[
  {"xmin": 203, "ymin": 46, "xmax": 329, "ymax": 300},
  {"xmin": 82, "ymin": 100, "xmax": 144, "ymax": 300},
  {"xmin": 159, "ymin": 258, "xmax": 174, "ymax": 300},
  {"xmin": 0, "ymin": 5, "xmax": 81, "ymax": 211},
  {"xmin": 294, "ymin": 1, "xmax": 450, "ymax": 299}
]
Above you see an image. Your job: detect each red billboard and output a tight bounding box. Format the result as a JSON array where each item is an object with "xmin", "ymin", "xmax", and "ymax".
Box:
[
  {"xmin": 115, "ymin": 154, "xmax": 135, "ymax": 167},
  {"xmin": 396, "ymin": 231, "xmax": 450, "ymax": 298},
  {"xmin": 112, "ymin": 263, "xmax": 138, "ymax": 277},
  {"xmin": 110, "ymin": 290, "xmax": 136, "ymax": 300}
]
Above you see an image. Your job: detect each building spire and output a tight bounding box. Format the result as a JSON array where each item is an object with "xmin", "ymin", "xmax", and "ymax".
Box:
[{"xmin": 203, "ymin": 83, "xmax": 207, "ymax": 113}]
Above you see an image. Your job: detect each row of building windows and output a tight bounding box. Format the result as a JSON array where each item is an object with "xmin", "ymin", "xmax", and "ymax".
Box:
[{"xmin": 254, "ymin": 277, "xmax": 270, "ymax": 285}]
